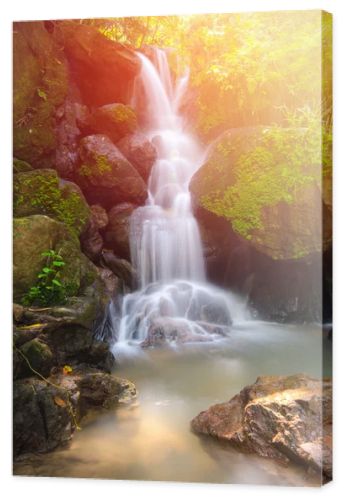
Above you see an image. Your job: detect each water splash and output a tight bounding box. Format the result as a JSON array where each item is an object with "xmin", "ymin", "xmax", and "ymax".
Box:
[{"xmin": 111, "ymin": 49, "xmax": 245, "ymax": 355}]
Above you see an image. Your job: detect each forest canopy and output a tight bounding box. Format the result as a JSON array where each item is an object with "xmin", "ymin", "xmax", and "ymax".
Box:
[{"xmin": 82, "ymin": 11, "xmax": 332, "ymax": 141}]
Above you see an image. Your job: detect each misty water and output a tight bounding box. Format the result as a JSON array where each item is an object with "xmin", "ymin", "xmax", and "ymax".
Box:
[{"xmin": 14, "ymin": 322, "xmax": 328, "ymax": 485}]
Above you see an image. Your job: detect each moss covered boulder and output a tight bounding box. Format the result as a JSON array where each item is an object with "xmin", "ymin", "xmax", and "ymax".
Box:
[
  {"xmin": 16, "ymin": 339, "xmax": 54, "ymax": 378},
  {"xmin": 190, "ymin": 127, "xmax": 332, "ymax": 260},
  {"xmin": 13, "ymin": 215, "xmax": 97, "ymax": 302},
  {"xmin": 13, "ymin": 22, "xmax": 68, "ymax": 167},
  {"xmin": 87, "ymin": 104, "xmax": 138, "ymax": 143},
  {"xmin": 13, "ymin": 169, "xmax": 90, "ymax": 236},
  {"xmin": 78, "ymin": 135, "xmax": 147, "ymax": 208}
]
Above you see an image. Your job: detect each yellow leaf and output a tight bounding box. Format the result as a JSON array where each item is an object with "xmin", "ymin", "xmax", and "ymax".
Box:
[
  {"xmin": 54, "ymin": 396, "xmax": 66, "ymax": 408},
  {"xmin": 63, "ymin": 365, "xmax": 73, "ymax": 375}
]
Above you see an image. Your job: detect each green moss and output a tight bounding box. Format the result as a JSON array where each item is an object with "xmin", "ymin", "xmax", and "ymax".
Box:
[
  {"xmin": 13, "ymin": 22, "xmax": 68, "ymax": 166},
  {"xmin": 79, "ymin": 155, "xmax": 112, "ymax": 178},
  {"xmin": 14, "ymin": 170, "xmax": 90, "ymax": 236},
  {"xmin": 193, "ymin": 126, "xmax": 323, "ymax": 259}
]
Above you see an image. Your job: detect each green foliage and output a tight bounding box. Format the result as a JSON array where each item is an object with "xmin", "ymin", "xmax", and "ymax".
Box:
[
  {"xmin": 197, "ymin": 124, "xmax": 321, "ymax": 254},
  {"xmin": 13, "ymin": 170, "xmax": 90, "ymax": 236},
  {"xmin": 22, "ymin": 250, "xmax": 68, "ymax": 306}
]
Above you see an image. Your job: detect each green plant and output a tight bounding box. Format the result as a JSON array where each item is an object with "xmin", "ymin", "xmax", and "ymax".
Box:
[{"xmin": 22, "ymin": 250, "xmax": 68, "ymax": 306}]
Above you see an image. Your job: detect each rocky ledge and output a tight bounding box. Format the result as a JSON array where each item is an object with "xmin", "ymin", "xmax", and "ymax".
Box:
[
  {"xmin": 14, "ymin": 369, "xmax": 137, "ymax": 458},
  {"xmin": 191, "ymin": 374, "xmax": 332, "ymax": 481}
]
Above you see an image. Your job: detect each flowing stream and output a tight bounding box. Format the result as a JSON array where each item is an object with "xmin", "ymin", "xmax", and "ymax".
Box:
[
  {"xmin": 112, "ymin": 49, "xmax": 244, "ymax": 356},
  {"xmin": 14, "ymin": 323, "xmax": 328, "ymax": 484}
]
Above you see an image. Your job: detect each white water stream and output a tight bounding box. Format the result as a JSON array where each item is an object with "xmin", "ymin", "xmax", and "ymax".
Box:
[{"xmin": 112, "ymin": 49, "xmax": 245, "ymax": 355}]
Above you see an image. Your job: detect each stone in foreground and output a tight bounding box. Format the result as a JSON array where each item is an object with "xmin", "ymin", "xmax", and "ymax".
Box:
[{"xmin": 191, "ymin": 374, "xmax": 332, "ymax": 481}]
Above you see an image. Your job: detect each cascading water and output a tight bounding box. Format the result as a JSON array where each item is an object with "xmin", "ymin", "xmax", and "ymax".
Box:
[{"xmin": 111, "ymin": 49, "xmax": 245, "ymax": 355}]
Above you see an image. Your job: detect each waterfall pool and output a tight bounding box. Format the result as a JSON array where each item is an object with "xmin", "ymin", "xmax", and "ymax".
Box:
[{"xmin": 14, "ymin": 322, "xmax": 330, "ymax": 485}]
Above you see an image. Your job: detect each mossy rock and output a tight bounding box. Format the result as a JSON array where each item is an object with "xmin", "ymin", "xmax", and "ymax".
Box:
[
  {"xmin": 13, "ymin": 158, "xmax": 33, "ymax": 174},
  {"xmin": 190, "ymin": 126, "xmax": 332, "ymax": 260},
  {"xmin": 13, "ymin": 22, "xmax": 68, "ymax": 167},
  {"xmin": 77, "ymin": 134, "xmax": 147, "ymax": 207},
  {"xmin": 13, "ymin": 215, "xmax": 98, "ymax": 302},
  {"xmin": 87, "ymin": 103, "xmax": 138, "ymax": 142},
  {"xmin": 18, "ymin": 339, "xmax": 54, "ymax": 378},
  {"xmin": 13, "ymin": 169, "xmax": 90, "ymax": 236}
]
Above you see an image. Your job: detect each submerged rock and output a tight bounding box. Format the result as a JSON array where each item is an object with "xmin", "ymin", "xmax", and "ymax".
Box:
[
  {"xmin": 77, "ymin": 135, "xmax": 147, "ymax": 208},
  {"xmin": 191, "ymin": 374, "xmax": 332, "ymax": 481}
]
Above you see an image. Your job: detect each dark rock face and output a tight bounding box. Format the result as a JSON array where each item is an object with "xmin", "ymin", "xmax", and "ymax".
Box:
[
  {"xmin": 87, "ymin": 104, "xmax": 137, "ymax": 143},
  {"xmin": 60, "ymin": 22, "xmax": 140, "ymax": 107},
  {"xmin": 196, "ymin": 207, "xmax": 326, "ymax": 322},
  {"xmin": 13, "ymin": 371, "xmax": 137, "ymax": 458},
  {"xmin": 191, "ymin": 374, "xmax": 332, "ymax": 481},
  {"xmin": 117, "ymin": 133, "xmax": 157, "ymax": 181},
  {"xmin": 104, "ymin": 203, "xmax": 135, "ymax": 259},
  {"xmin": 13, "ymin": 21, "xmax": 68, "ymax": 168},
  {"xmin": 16, "ymin": 338, "xmax": 54, "ymax": 378},
  {"xmin": 100, "ymin": 250, "xmax": 135, "ymax": 289},
  {"xmin": 13, "ymin": 378, "xmax": 75, "ymax": 457},
  {"xmin": 78, "ymin": 135, "xmax": 147, "ymax": 208}
]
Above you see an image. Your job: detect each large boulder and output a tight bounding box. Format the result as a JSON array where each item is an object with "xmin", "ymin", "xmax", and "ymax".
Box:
[
  {"xmin": 13, "ymin": 22, "xmax": 68, "ymax": 167},
  {"xmin": 13, "ymin": 371, "xmax": 137, "ymax": 458},
  {"xmin": 117, "ymin": 133, "xmax": 157, "ymax": 181},
  {"xmin": 13, "ymin": 378, "xmax": 76, "ymax": 456},
  {"xmin": 80, "ymin": 205, "xmax": 109, "ymax": 262},
  {"xmin": 103, "ymin": 203, "xmax": 135, "ymax": 259},
  {"xmin": 77, "ymin": 135, "xmax": 147, "ymax": 208},
  {"xmin": 13, "ymin": 169, "xmax": 90, "ymax": 237},
  {"xmin": 59, "ymin": 22, "xmax": 140, "ymax": 107},
  {"xmin": 86, "ymin": 104, "xmax": 137, "ymax": 143},
  {"xmin": 13, "ymin": 215, "xmax": 98, "ymax": 302},
  {"xmin": 190, "ymin": 127, "xmax": 332, "ymax": 260},
  {"xmin": 191, "ymin": 374, "xmax": 332, "ymax": 481},
  {"xmin": 16, "ymin": 338, "xmax": 54, "ymax": 378}
]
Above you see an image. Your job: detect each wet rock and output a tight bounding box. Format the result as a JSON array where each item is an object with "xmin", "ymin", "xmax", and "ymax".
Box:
[
  {"xmin": 13, "ymin": 378, "xmax": 75, "ymax": 456},
  {"xmin": 100, "ymin": 250, "xmax": 135, "ymax": 289},
  {"xmin": 77, "ymin": 135, "xmax": 147, "ymax": 208},
  {"xmin": 117, "ymin": 133, "xmax": 157, "ymax": 181},
  {"xmin": 78, "ymin": 372, "xmax": 137, "ymax": 412},
  {"xmin": 191, "ymin": 374, "xmax": 332, "ymax": 480},
  {"xmin": 87, "ymin": 103, "xmax": 137, "ymax": 143},
  {"xmin": 80, "ymin": 221, "xmax": 104, "ymax": 262},
  {"xmin": 141, "ymin": 317, "xmax": 216, "ymax": 348},
  {"xmin": 90, "ymin": 205, "xmax": 108, "ymax": 230},
  {"xmin": 13, "ymin": 370, "xmax": 138, "ymax": 458},
  {"xmin": 104, "ymin": 203, "xmax": 135, "ymax": 259}
]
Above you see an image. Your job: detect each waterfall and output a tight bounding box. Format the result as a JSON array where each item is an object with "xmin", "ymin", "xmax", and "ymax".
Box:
[{"xmin": 111, "ymin": 49, "xmax": 244, "ymax": 355}]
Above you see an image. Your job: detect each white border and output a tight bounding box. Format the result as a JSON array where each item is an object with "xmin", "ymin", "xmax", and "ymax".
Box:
[{"xmin": 1, "ymin": 1, "xmax": 347, "ymax": 499}]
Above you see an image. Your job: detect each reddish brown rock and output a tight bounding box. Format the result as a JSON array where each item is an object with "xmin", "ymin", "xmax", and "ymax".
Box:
[
  {"xmin": 117, "ymin": 133, "xmax": 157, "ymax": 181},
  {"xmin": 191, "ymin": 374, "xmax": 332, "ymax": 481},
  {"xmin": 77, "ymin": 135, "xmax": 147, "ymax": 208},
  {"xmin": 104, "ymin": 203, "xmax": 136, "ymax": 259}
]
